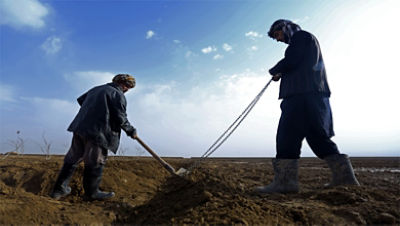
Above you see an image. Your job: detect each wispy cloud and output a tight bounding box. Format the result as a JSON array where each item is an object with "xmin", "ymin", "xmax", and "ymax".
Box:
[
  {"xmin": 64, "ymin": 71, "xmax": 115, "ymax": 92},
  {"xmin": 146, "ymin": 30, "xmax": 155, "ymax": 39},
  {"xmin": 41, "ymin": 36, "xmax": 62, "ymax": 55},
  {"xmin": 213, "ymin": 54, "xmax": 223, "ymax": 60},
  {"xmin": 294, "ymin": 16, "xmax": 310, "ymax": 24},
  {"xmin": 201, "ymin": 46, "xmax": 217, "ymax": 54},
  {"xmin": 23, "ymin": 97, "xmax": 77, "ymax": 118},
  {"xmin": 245, "ymin": 31, "xmax": 263, "ymax": 40},
  {"xmin": 0, "ymin": 0, "xmax": 49, "ymax": 29},
  {"xmin": 173, "ymin": 39, "xmax": 181, "ymax": 44},
  {"xmin": 185, "ymin": 50, "xmax": 195, "ymax": 58},
  {"xmin": 222, "ymin": 43, "xmax": 232, "ymax": 52},
  {"xmin": 0, "ymin": 83, "xmax": 16, "ymax": 102}
]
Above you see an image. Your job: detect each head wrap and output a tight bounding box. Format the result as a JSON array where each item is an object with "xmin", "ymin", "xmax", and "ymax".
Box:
[
  {"xmin": 112, "ymin": 74, "xmax": 136, "ymax": 88},
  {"xmin": 268, "ymin": 19, "xmax": 301, "ymax": 44}
]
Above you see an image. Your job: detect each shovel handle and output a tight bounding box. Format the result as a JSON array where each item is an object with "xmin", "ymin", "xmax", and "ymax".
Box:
[{"xmin": 135, "ymin": 137, "xmax": 177, "ymax": 175}]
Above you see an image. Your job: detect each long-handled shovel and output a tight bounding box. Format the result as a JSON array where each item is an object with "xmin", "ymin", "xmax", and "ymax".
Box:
[{"xmin": 134, "ymin": 136, "xmax": 188, "ymax": 177}]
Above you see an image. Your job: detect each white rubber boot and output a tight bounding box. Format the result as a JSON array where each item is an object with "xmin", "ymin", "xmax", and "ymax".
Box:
[
  {"xmin": 254, "ymin": 158, "xmax": 299, "ymax": 194},
  {"xmin": 324, "ymin": 154, "xmax": 360, "ymax": 187}
]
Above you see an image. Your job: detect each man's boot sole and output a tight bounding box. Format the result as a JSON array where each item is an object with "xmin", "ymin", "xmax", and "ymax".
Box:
[{"xmin": 83, "ymin": 192, "xmax": 115, "ymax": 201}]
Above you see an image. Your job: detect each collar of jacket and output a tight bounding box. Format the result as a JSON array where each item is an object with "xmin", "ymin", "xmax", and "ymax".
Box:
[
  {"xmin": 108, "ymin": 82, "xmax": 124, "ymax": 93},
  {"xmin": 286, "ymin": 30, "xmax": 302, "ymax": 44}
]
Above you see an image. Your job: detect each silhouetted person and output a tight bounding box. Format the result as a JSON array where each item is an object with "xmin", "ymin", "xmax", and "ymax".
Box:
[
  {"xmin": 255, "ymin": 19, "xmax": 359, "ymax": 194},
  {"xmin": 50, "ymin": 74, "xmax": 137, "ymax": 200}
]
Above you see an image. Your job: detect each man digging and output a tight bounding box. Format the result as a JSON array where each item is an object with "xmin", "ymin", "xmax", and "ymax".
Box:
[
  {"xmin": 50, "ymin": 74, "xmax": 137, "ymax": 201},
  {"xmin": 255, "ymin": 20, "xmax": 360, "ymax": 194}
]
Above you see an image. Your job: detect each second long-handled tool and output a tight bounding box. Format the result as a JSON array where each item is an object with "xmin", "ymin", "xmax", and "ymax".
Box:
[
  {"xmin": 134, "ymin": 136, "xmax": 188, "ymax": 177},
  {"xmin": 187, "ymin": 78, "xmax": 273, "ymax": 172}
]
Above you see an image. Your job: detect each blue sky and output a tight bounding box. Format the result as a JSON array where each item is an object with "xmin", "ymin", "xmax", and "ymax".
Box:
[{"xmin": 0, "ymin": 0, "xmax": 399, "ymax": 157}]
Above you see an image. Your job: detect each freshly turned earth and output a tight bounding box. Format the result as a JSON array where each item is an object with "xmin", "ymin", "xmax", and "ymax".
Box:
[{"xmin": 0, "ymin": 155, "xmax": 399, "ymax": 225}]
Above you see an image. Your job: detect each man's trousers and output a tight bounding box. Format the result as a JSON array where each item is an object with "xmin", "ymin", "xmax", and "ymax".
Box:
[
  {"xmin": 276, "ymin": 93, "xmax": 340, "ymax": 159},
  {"xmin": 64, "ymin": 133, "xmax": 108, "ymax": 167}
]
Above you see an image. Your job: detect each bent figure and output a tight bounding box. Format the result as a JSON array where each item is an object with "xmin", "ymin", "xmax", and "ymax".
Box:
[
  {"xmin": 50, "ymin": 74, "xmax": 137, "ymax": 200},
  {"xmin": 255, "ymin": 20, "xmax": 359, "ymax": 194}
]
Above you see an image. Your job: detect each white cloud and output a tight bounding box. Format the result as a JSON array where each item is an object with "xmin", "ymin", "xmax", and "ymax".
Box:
[
  {"xmin": 173, "ymin": 40, "xmax": 181, "ymax": 44},
  {"xmin": 126, "ymin": 71, "xmax": 281, "ymax": 157},
  {"xmin": 294, "ymin": 16, "xmax": 310, "ymax": 24},
  {"xmin": 245, "ymin": 31, "xmax": 263, "ymax": 40},
  {"xmin": 201, "ymin": 46, "xmax": 217, "ymax": 54},
  {"xmin": 213, "ymin": 54, "xmax": 223, "ymax": 60},
  {"xmin": 64, "ymin": 71, "xmax": 115, "ymax": 92},
  {"xmin": 41, "ymin": 36, "xmax": 62, "ymax": 54},
  {"xmin": 146, "ymin": 30, "xmax": 155, "ymax": 39},
  {"xmin": 23, "ymin": 97, "xmax": 78, "ymax": 120},
  {"xmin": 249, "ymin": 46, "xmax": 258, "ymax": 51},
  {"xmin": 222, "ymin": 43, "xmax": 232, "ymax": 52},
  {"xmin": 0, "ymin": 71, "xmax": 280, "ymax": 157},
  {"xmin": 0, "ymin": 83, "xmax": 16, "ymax": 102},
  {"xmin": 0, "ymin": 0, "xmax": 49, "ymax": 29}
]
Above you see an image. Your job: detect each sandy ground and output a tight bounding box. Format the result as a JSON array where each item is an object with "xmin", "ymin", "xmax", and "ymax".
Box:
[{"xmin": 0, "ymin": 154, "xmax": 399, "ymax": 225}]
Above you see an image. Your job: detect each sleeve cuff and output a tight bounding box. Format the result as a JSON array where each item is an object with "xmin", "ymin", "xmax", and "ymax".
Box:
[{"xmin": 125, "ymin": 127, "xmax": 136, "ymax": 136}]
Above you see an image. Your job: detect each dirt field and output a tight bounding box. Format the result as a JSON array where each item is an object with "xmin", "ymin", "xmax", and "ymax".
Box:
[{"xmin": 0, "ymin": 154, "xmax": 399, "ymax": 225}]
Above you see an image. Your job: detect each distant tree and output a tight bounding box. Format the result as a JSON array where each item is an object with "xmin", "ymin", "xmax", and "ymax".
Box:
[
  {"xmin": 38, "ymin": 132, "xmax": 52, "ymax": 160},
  {"xmin": 2, "ymin": 130, "xmax": 25, "ymax": 160}
]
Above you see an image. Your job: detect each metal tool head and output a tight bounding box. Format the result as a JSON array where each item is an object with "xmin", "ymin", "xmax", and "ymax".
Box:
[{"xmin": 175, "ymin": 167, "xmax": 190, "ymax": 177}]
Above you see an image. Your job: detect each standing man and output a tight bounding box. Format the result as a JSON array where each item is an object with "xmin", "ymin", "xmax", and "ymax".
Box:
[
  {"xmin": 255, "ymin": 20, "xmax": 359, "ymax": 194},
  {"xmin": 50, "ymin": 74, "xmax": 137, "ymax": 200}
]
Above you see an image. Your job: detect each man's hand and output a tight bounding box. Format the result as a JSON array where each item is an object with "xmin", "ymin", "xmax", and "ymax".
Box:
[
  {"xmin": 129, "ymin": 128, "xmax": 138, "ymax": 139},
  {"xmin": 272, "ymin": 73, "xmax": 281, "ymax": 81}
]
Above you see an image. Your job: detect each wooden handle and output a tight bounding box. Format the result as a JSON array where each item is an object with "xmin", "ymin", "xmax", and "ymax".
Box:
[{"xmin": 135, "ymin": 137, "xmax": 176, "ymax": 175}]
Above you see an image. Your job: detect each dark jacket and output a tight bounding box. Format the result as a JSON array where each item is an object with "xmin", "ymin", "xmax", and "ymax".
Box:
[
  {"xmin": 67, "ymin": 82, "xmax": 135, "ymax": 153},
  {"xmin": 269, "ymin": 30, "xmax": 331, "ymax": 99}
]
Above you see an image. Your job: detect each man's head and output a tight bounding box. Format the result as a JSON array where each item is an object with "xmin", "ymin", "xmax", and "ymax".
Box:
[
  {"xmin": 268, "ymin": 19, "xmax": 301, "ymax": 44},
  {"xmin": 112, "ymin": 74, "xmax": 135, "ymax": 93},
  {"xmin": 271, "ymin": 30, "xmax": 285, "ymax": 43}
]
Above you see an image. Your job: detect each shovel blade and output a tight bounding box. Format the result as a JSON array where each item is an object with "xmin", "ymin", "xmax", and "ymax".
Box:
[{"xmin": 175, "ymin": 167, "xmax": 189, "ymax": 176}]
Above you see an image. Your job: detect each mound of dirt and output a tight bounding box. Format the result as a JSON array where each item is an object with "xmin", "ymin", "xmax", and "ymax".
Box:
[{"xmin": 0, "ymin": 155, "xmax": 399, "ymax": 225}]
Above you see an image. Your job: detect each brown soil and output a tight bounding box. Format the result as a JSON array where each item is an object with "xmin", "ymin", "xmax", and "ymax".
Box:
[{"xmin": 0, "ymin": 155, "xmax": 399, "ymax": 225}]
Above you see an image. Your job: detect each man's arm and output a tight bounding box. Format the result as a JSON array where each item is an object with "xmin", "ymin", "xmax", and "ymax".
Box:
[
  {"xmin": 269, "ymin": 32, "xmax": 308, "ymax": 75},
  {"xmin": 111, "ymin": 93, "xmax": 137, "ymax": 138}
]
